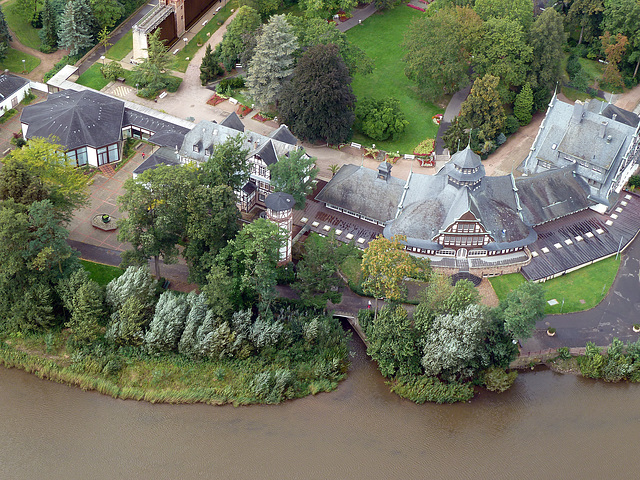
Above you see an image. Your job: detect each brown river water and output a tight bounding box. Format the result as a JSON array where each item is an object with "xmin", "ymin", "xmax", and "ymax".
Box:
[{"xmin": 1, "ymin": 329, "xmax": 639, "ymax": 480}]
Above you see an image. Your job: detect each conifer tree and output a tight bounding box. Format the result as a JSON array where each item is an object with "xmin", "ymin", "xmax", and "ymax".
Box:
[
  {"xmin": 246, "ymin": 14, "xmax": 297, "ymax": 109},
  {"xmin": 459, "ymin": 74, "xmax": 505, "ymax": 140},
  {"xmin": 58, "ymin": 0, "xmax": 95, "ymax": 57},
  {"xmin": 0, "ymin": 6, "xmax": 12, "ymax": 60},
  {"xmin": 66, "ymin": 280, "xmax": 105, "ymax": 345},
  {"xmin": 39, "ymin": 0, "xmax": 58, "ymax": 52},
  {"xmin": 199, "ymin": 44, "xmax": 223, "ymax": 85},
  {"xmin": 513, "ymin": 82, "xmax": 534, "ymax": 126}
]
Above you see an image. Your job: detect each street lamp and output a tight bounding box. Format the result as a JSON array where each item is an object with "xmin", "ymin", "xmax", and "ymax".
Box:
[
  {"xmin": 100, "ymin": 55, "xmax": 105, "ymax": 66},
  {"xmin": 21, "ymin": 59, "xmax": 25, "ymax": 74},
  {"xmin": 136, "ymin": 83, "xmax": 139, "ymax": 95}
]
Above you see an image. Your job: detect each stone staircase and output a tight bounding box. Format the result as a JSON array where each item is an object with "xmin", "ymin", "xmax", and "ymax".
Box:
[{"xmin": 450, "ymin": 271, "xmax": 482, "ymax": 287}]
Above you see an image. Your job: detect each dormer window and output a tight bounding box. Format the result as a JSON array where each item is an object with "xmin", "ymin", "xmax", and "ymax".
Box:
[
  {"xmin": 204, "ymin": 148, "xmax": 210, "ymax": 156},
  {"xmin": 193, "ymin": 144, "xmax": 199, "ymax": 153}
]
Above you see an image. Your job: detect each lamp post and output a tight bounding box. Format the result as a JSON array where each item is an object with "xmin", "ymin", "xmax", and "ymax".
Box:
[
  {"xmin": 100, "ymin": 55, "xmax": 105, "ymax": 66},
  {"xmin": 21, "ymin": 59, "xmax": 25, "ymax": 74},
  {"xmin": 136, "ymin": 83, "xmax": 139, "ymax": 95}
]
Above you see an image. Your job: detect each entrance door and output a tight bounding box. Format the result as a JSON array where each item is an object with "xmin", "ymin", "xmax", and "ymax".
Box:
[{"xmin": 457, "ymin": 248, "xmax": 468, "ymax": 258}]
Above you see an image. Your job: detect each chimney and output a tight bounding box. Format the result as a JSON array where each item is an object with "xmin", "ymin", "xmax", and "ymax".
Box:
[
  {"xmin": 571, "ymin": 101, "xmax": 584, "ymax": 124},
  {"xmin": 600, "ymin": 121, "xmax": 608, "ymax": 138},
  {"xmin": 377, "ymin": 161, "xmax": 391, "ymax": 181},
  {"xmin": 607, "ymin": 135, "xmax": 612, "ymax": 143}
]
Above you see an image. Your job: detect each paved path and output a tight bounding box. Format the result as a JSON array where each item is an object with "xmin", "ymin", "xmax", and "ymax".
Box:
[
  {"xmin": 435, "ymin": 84, "xmax": 471, "ymax": 155},
  {"xmin": 336, "ymin": 3, "xmax": 378, "ymax": 32}
]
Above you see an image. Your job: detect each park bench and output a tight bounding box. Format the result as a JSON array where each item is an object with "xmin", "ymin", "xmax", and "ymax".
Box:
[
  {"xmin": 158, "ymin": 91, "xmax": 168, "ymax": 99},
  {"xmin": 116, "ymin": 77, "xmax": 126, "ymax": 83}
]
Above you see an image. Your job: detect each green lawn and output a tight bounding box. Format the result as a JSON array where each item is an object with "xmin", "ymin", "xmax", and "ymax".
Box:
[
  {"xmin": 4, "ymin": 0, "xmax": 41, "ymax": 49},
  {"xmin": 106, "ymin": 30, "xmax": 133, "ymax": 61},
  {"xmin": 346, "ymin": 7, "xmax": 443, "ymax": 155},
  {"xmin": 76, "ymin": 63, "xmax": 111, "ymax": 90},
  {"xmin": 0, "ymin": 48, "xmax": 40, "ymax": 73},
  {"xmin": 172, "ymin": 1, "xmax": 238, "ymax": 73},
  {"xmin": 81, "ymin": 260, "xmax": 124, "ymax": 286},
  {"xmin": 489, "ymin": 256, "xmax": 621, "ymax": 314},
  {"xmin": 579, "ymin": 57, "xmax": 605, "ymax": 85}
]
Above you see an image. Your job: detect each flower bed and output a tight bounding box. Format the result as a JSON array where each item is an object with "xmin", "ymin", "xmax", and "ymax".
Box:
[
  {"xmin": 407, "ymin": 4, "xmax": 426, "ymax": 12},
  {"xmin": 237, "ymin": 104, "xmax": 253, "ymax": 117},
  {"xmin": 207, "ymin": 94, "xmax": 227, "ymax": 106},
  {"xmin": 386, "ymin": 154, "xmax": 401, "ymax": 164},
  {"xmin": 432, "ymin": 114, "xmax": 443, "ymax": 125},
  {"xmin": 364, "ymin": 147, "xmax": 379, "ymax": 159},
  {"xmin": 253, "ymin": 113, "xmax": 270, "ymax": 122},
  {"xmin": 413, "ymin": 138, "xmax": 435, "ymax": 156}
]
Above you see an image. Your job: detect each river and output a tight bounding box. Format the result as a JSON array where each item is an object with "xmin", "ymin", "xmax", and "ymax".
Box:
[{"xmin": 1, "ymin": 331, "xmax": 639, "ymax": 479}]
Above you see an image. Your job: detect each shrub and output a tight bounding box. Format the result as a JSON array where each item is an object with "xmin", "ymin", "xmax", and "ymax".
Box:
[
  {"xmin": 355, "ymin": 97, "xmax": 409, "ymax": 141},
  {"xmin": 628, "ymin": 175, "xmax": 640, "ymax": 188},
  {"xmin": 483, "ymin": 367, "xmax": 518, "ymax": 393},
  {"xmin": 503, "ymin": 115, "xmax": 520, "ymax": 135},
  {"xmin": 390, "ymin": 375, "xmax": 475, "ymax": 404},
  {"xmin": 556, "ymin": 347, "xmax": 571, "ymax": 360},
  {"xmin": 566, "ymin": 54, "xmax": 582, "ymax": 80},
  {"xmin": 414, "ymin": 138, "xmax": 435, "ymax": 155},
  {"xmin": 165, "ymin": 76, "xmax": 182, "ymax": 93},
  {"xmin": 101, "ymin": 61, "xmax": 125, "ymax": 81},
  {"xmin": 218, "ymin": 76, "xmax": 246, "ymax": 91}
]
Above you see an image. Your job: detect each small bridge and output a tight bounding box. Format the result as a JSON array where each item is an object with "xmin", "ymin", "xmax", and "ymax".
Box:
[{"xmin": 332, "ymin": 310, "xmax": 369, "ymax": 347}]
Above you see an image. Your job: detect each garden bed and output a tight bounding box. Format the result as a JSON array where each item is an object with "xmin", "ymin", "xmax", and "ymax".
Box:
[
  {"xmin": 236, "ymin": 104, "xmax": 253, "ymax": 117},
  {"xmin": 207, "ymin": 94, "xmax": 227, "ymax": 106}
]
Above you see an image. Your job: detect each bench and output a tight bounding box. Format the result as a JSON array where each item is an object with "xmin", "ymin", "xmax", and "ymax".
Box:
[
  {"xmin": 3, "ymin": 147, "xmax": 11, "ymax": 156},
  {"xmin": 116, "ymin": 77, "xmax": 126, "ymax": 83},
  {"xmin": 229, "ymin": 97, "xmax": 238, "ymax": 105},
  {"xmin": 216, "ymin": 6, "xmax": 221, "ymax": 11},
  {"xmin": 173, "ymin": 48, "xmax": 180, "ymax": 55},
  {"xmin": 350, "ymin": 142, "xmax": 361, "ymax": 149},
  {"xmin": 162, "ymin": 279, "xmax": 171, "ymax": 289},
  {"xmin": 158, "ymin": 91, "xmax": 168, "ymax": 99},
  {"xmin": 202, "ymin": 19, "xmax": 208, "ymax": 26}
]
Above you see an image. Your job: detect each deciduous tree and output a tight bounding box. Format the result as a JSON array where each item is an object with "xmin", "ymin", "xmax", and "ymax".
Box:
[
  {"xmin": 474, "ymin": 0, "xmax": 533, "ymax": 30},
  {"xmin": 216, "ymin": 5, "xmax": 261, "ymax": 70},
  {"xmin": 90, "ymin": 0, "xmax": 124, "ymax": 30},
  {"xmin": 298, "ymin": 0, "xmax": 358, "ymax": 18},
  {"xmin": 294, "ymin": 233, "xmax": 346, "ymax": 303},
  {"xmin": 355, "ymin": 97, "xmax": 409, "ymax": 142},
  {"xmin": 603, "ymin": 0, "xmax": 640, "ymax": 77},
  {"xmin": 567, "ymin": 0, "xmax": 604, "ymax": 45},
  {"xmin": 499, "ymin": 281, "xmax": 545, "ymax": 340},
  {"xmin": 459, "ymin": 74, "xmax": 505, "ymax": 140},
  {"xmin": 117, "ymin": 165, "xmax": 196, "ymax": 278},
  {"xmin": 279, "ymin": 43, "xmax": 356, "ymax": 144},
  {"xmin": 246, "ymin": 14, "xmax": 297, "ymax": 109},
  {"xmin": 403, "ymin": 6, "xmax": 482, "ymax": 101},
  {"xmin": 199, "ymin": 134, "xmax": 249, "ymax": 191},
  {"xmin": 600, "ymin": 30, "xmax": 628, "ymax": 89},
  {"xmin": 268, "ymin": 148, "xmax": 318, "ymax": 208}
]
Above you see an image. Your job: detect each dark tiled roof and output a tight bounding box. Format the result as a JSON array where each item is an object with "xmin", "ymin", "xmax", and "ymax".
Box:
[
  {"xmin": 451, "ymin": 146, "xmax": 481, "ymax": 169},
  {"xmin": 242, "ymin": 181, "xmax": 256, "ymax": 194},
  {"xmin": 0, "ymin": 74, "xmax": 28, "ymax": 99},
  {"xmin": 255, "ymin": 140, "xmax": 277, "ymax": 166},
  {"xmin": 585, "ymin": 100, "xmax": 640, "ymax": 128},
  {"xmin": 521, "ymin": 193, "xmax": 640, "ymax": 281},
  {"xmin": 265, "ymin": 191, "xmax": 295, "ymax": 211},
  {"xmin": 122, "ymin": 108, "xmax": 190, "ymax": 136},
  {"xmin": 133, "ymin": 147, "xmax": 180, "ymax": 176},
  {"xmin": 21, "ymin": 90, "xmax": 124, "ymax": 150},
  {"xmin": 315, "ymin": 164, "xmax": 405, "ymax": 224},
  {"xmin": 219, "ymin": 111, "xmax": 245, "ymax": 132},
  {"xmin": 516, "ymin": 167, "xmax": 592, "ymax": 226},
  {"xmin": 147, "ymin": 130, "xmax": 187, "ymax": 149},
  {"xmin": 269, "ymin": 125, "xmax": 297, "ymax": 145}
]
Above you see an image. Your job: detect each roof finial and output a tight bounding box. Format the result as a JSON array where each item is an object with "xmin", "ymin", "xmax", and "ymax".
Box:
[{"xmin": 467, "ymin": 129, "xmax": 472, "ymax": 148}]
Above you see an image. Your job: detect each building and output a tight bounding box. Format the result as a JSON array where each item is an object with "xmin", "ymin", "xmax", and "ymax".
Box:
[
  {"xmin": 522, "ymin": 95, "xmax": 640, "ymax": 208},
  {"xmin": 0, "ymin": 73, "xmax": 30, "ymax": 117},
  {"xmin": 265, "ymin": 192, "xmax": 296, "ymax": 264}
]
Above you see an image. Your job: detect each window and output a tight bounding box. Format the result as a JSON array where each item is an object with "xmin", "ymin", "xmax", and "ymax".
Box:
[
  {"xmin": 107, "ymin": 144, "xmax": 119, "ymax": 163},
  {"xmin": 193, "ymin": 144, "xmax": 199, "ymax": 153},
  {"xmin": 97, "ymin": 146, "xmax": 108, "ymax": 166}
]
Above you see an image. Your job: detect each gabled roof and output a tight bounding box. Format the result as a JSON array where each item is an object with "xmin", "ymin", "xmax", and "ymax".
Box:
[
  {"xmin": 516, "ymin": 166, "xmax": 592, "ymax": 226},
  {"xmin": 585, "ymin": 100, "xmax": 640, "ymax": 128},
  {"xmin": 0, "ymin": 74, "xmax": 28, "ymax": 99},
  {"xmin": 269, "ymin": 124, "xmax": 297, "ymax": 145},
  {"xmin": 21, "ymin": 90, "xmax": 124, "ymax": 150},
  {"xmin": 133, "ymin": 147, "xmax": 180, "ymax": 176},
  {"xmin": 219, "ymin": 111, "xmax": 245, "ymax": 132},
  {"xmin": 315, "ymin": 164, "xmax": 405, "ymax": 224},
  {"xmin": 255, "ymin": 140, "xmax": 277, "ymax": 166}
]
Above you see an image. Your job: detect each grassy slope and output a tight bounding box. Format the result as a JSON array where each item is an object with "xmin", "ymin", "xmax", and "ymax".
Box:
[
  {"xmin": 489, "ymin": 256, "xmax": 621, "ymax": 314},
  {"xmin": 76, "ymin": 63, "xmax": 110, "ymax": 90},
  {"xmin": 0, "ymin": 48, "xmax": 40, "ymax": 73},
  {"xmin": 346, "ymin": 7, "xmax": 443, "ymax": 155},
  {"xmin": 4, "ymin": 0, "xmax": 41, "ymax": 49}
]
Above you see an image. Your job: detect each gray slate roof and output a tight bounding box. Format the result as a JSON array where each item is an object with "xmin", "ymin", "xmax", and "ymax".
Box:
[
  {"xmin": 219, "ymin": 111, "xmax": 245, "ymax": 132},
  {"xmin": 265, "ymin": 191, "xmax": 295, "ymax": 211},
  {"xmin": 123, "ymin": 108, "xmax": 190, "ymax": 148},
  {"xmin": 452, "ymin": 146, "xmax": 482, "ymax": 170},
  {"xmin": 269, "ymin": 125, "xmax": 297, "ymax": 145},
  {"xmin": 585, "ymin": 100, "xmax": 640, "ymax": 128},
  {"xmin": 516, "ymin": 167, "xmax": 592, "ymax": 226},
  {"xmin": 0, "ymin": 74, "xmax": 28, "ymax": 99},
  {"xmin": 133, "ymin": 147, "xmax": 180, "ymax": 176},
  {"xmin": 21, "ymin": 90, "xmax": 124, "ymax": 150},
  {"xmin": 315, "ymin": 164, "xmax": 405, "ymax": 224}
]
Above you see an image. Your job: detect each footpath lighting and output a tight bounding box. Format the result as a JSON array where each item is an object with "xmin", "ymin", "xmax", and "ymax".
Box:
[{"xmin": 21, "ymin": 59, "xmax": 25, "ymax": 73}]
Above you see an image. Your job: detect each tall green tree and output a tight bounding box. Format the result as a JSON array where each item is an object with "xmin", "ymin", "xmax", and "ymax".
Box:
[
  {"xmin": 499, "ymin": 281, "xmax": 545, "ymax": 340},
  {"xmin": 246, "ymin": 14, "xmax": 298, "ymax": 109},
  {"xmin": 39, "ymin": 0, "xmax": 58, "ymax": 51},
  {"xmin": 600, "ymin": 30, "xmax": 628, "ymax": 89},
  {"xmin": 603, "ymin": 0, "xmax": 640, "ymax": 77},
  {"xmin": 200, "ymin": 44, "xmax": 223, "ymax": 84},
  {"xmin": 459, "ymin": 73, "xmax": 505, "ymax": 140},
  {"xmin": 355, "ymin": 97, "xmax": 409, "ymax": 142},
  {"xmin": 0, "ymin": 160, "xmax": 48, "ymax": 206},
  {"xmin": 5, "ymin": 137, "xmax": 89, "ymax": 221},
  {"xmin": 268, "ymin": 148, "xmax": 318, "ymax": 208},
  {"xmin": 58, "ymin": 0, "xmax": 95, "ymax": 56},
  {"xmin": 567, "ymin": 0, "xmax": 605, "ymax": 45},
  {"xmin": 279, "ymin": 43, "xmax": 356, "ymax": 144},
  {"xmin": 117, "ymin": 165, "xmax": 196, "ymax": 278},
  {"xmin": 64, "ymin": 276, "xmax": 105, "ymax": 345},
  {"xmin": 473, "ymin": 17, "xmax": 533, "ymax": 94},
  {"xmin": 527, "ymin": 8, "xmax": 566, "ymax": 110},
  {"xmin": 294, "ymin": 233, "xmax": 345, "ymax": 304},
  {"xmin": 298, "ymin": 0, "xmax": 357, "ymax": 18},
  {"xmin": 287, "ymin": 15, "xmax": 373, "ymax": 76},
  {"xmin": 364, "ymin": 304, "xmax": 422, "ymax": 377},
  {"xmin": 0, "ymin": 6, "xmax": 12, "ymax": 60},
  {"xmin": 241, "ymin": 0, "xmax": 279, "ymax": 19},
  {"xmin": 90, "ymin": 0, "xmax": 124, "ymax": 30},
  {"xmin": 403, "ymin": 6, "xmax": 483, "ymax": 101},
  {"xmin": 133, "ymin": 28, "xmax": 173, "ymax": 91},
  {"xmin": 199, "ymin": 134, "xmax": 249, "ymax": 191},
  {"xmin": 228, "ymin": 218, "xmax": 285, "ymax": 313},
  {"xmin": 474, "ymin": 0, "xmax": 533, "ymax": 30},
  {"xmin": 183, "ymin": 184, "xmax": 240, "ymax": 286},
  {"xmin": 216, "ymin": 5, "xmax": 261, "ymax": 70},
  {"xmin": 514, "ymin": 82, "xmax": 534, "ymax": 125}
]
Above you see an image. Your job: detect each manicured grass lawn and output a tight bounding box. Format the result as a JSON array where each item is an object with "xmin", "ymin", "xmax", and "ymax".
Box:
[
  {"xmin": 172, "ymin": 1, "xmax": 238, "ymax": 73},
  {"xmin": 106, "ymin": 30, "xmax": 133, "ymax": 61},
  {"xmin": 347, "ymin": 7, "xmax": 443, "ymax": 155},
  {"xmin": 489, "ymin": 256, "xmax": 621, "ymax": 314},
  {"xmin": 81, "ymin": 260, "xmax": 124, "ymax": 286},
  {"xmin": 579, "ymin": 57, "xmax": 605, "ymax": 85},
  {"xmin": 76, "ymin": 63, "xmax": 111, "ymax": 90},
  {"xmin": 4, "ymin": 0, "xmax": 41, "ymax": 49},
  {"xmin": 0, "ymin": 48, "xmax": 40, "ymax": 73}
]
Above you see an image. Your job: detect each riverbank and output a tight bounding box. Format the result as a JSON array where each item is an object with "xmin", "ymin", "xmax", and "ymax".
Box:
[{"xmin": 0, "ymin": 324, "xmax": 349, "ymax": 405}]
